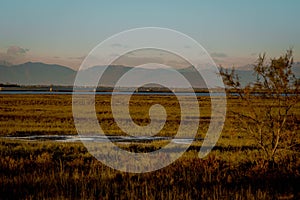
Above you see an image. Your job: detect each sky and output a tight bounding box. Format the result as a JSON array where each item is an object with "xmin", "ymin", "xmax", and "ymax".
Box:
[{"xmin": 0, "ymin": 0, "xmax": 300, "ymax": 69}]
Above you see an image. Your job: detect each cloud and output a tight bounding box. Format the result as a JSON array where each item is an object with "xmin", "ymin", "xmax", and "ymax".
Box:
[
  {"xmin": 68, "ymin": 55, "xmax": 86, "ymax": 60},
  {"xmin": 109, "ymin": 53, "xmax": 121, "ymax": 58},
  {"xmin": 0, "ymin": 46, "xmax": 29, "ymax": 65},
  {"xmin": 111, "ymin": 43, "xmax": 122, "ymax": 47},
  {"xmin": 213, "ymin": 56, "xmax": 257, "ymax": 68},
  {"xmin": 211, "ymin": 52, "xmax": 228, "ymax": 58},
  {"xmin": 110, "ymin": 43, "xmax": 129, "ymax": 48},
  {"xmin": 6, "ymin": 46, "xmax": 29, "ymax": 56}
]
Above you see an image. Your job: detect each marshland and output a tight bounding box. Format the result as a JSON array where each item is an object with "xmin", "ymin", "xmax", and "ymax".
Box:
[{"xmin": 0, "ymin": 93, "xmax": 299, "ymax": 199}]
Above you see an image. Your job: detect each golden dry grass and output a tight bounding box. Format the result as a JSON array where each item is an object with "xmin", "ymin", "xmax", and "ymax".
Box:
[{"xmin": 0, "ymin": 94, "xmax": 299, "ymax": 199}]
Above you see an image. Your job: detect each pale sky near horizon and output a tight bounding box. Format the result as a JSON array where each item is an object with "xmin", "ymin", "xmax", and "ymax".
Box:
[{"xmin": 0, "ymin": 0, "xmax": 300, "ymax": 69}]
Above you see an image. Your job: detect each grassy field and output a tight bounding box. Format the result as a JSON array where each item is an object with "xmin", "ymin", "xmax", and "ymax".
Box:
[{"xmin": 0, "ymin": 94, "xmax": 299, "ymax": 199}]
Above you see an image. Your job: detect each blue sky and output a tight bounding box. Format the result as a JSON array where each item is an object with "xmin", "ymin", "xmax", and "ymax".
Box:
[{"xmin": 0, "ymin": 0, "xmax": 299, "ymax": 69}]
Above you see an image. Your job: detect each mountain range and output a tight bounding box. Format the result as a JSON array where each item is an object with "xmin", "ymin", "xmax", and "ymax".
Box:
[{"xmin": 0, "ymin": 62, "xmax": 299, "ymax": 87}]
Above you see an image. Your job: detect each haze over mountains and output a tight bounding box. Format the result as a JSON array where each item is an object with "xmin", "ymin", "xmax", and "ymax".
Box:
[{"xmin": 0, "ymin": 62, "xmax": 299, "ymax": 87}]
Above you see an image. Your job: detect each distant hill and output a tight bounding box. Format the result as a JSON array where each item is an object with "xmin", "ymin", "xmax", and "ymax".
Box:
[
  {"xmin": 0, "ymin": 62, "xmax": 76, "ymax": 85},
  {"xmin": 0, "ymin": 62, "xmax": 206, "ymax": 87},
  {"xmin": 0, "ymin": 61, "xmax": 299, "ymax": 87},
  {"xmin": 290, "ymin": 62, "xmax": 300, "ymax": 77},
  {"xmin": 236, "ymin": 62, "xmax": 300, "ymax": 86},
  {"xmin": 75, "ymin": 65, "xmax": 206, "ymax": 88}
]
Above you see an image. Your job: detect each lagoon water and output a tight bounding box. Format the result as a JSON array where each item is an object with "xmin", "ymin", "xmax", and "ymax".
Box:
[
  {"xmin": 2, "ymin": 135, "xmax": 201, "ymax": 144},
  {"xmin": 0, "ymin": 90, "xmax": 227, "ymax": 96}
]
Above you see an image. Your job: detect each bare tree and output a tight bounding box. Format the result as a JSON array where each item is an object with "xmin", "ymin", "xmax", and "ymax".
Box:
[{"xmin": 220, "ymin": 49, "xmax": 300, "ymax": 161}]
